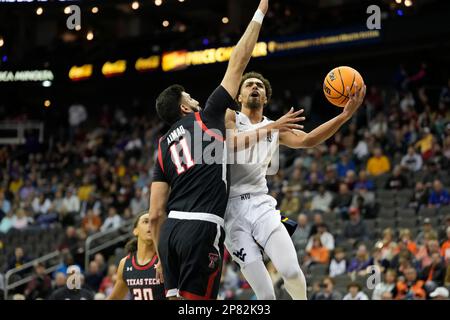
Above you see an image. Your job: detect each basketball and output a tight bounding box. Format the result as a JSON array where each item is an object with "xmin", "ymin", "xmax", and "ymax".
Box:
[{"xmin": 323, "ymin": 66, "xmax": 364, "ymax": 107}]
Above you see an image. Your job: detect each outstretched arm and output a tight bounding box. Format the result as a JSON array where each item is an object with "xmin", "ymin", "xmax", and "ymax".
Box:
[
  {"xmin": 280, "ymin": 83, "xmax": 366, "ymax": 148},
  {"xmin": 221, "ymin": 0, "xmax": 268, "ymax": 98},
  {"xmin": 107, "ymin": 258, "xmax": 128, "ymax": 300},
  {"xmin": 149, "ymin": 181, "xmax": 170, "ymax": 283},
  {"xmin": 225, "ymin": 107, "xmax": 305, "ymax": 151}
]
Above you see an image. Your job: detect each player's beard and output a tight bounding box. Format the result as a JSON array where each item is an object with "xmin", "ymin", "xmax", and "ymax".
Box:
[{"xmin": 246, "ymin": 97, "xmax": 262, "ymax": 109}]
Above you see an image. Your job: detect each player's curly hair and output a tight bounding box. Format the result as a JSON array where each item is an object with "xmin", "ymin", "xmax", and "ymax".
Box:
[
  {"xmin": 125, "ymin": 211, "xmax": 149, "ymax": 254},
  {"xmin": 237, "ymin": 72, "xmax": 273, "ymax": 107}
]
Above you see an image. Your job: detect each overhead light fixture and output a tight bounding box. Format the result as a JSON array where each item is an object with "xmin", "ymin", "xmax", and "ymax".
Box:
[
  {"xmin": 155, "ymin": 0, "xmax": 162, "ymax": 6},
  {"xmin": 222, "ymin": 17, "xmax": 229, "ymax": 24},
  {"xmin": 36, "ymin": 7, "xmax": 43, "ymax": 16},
  {"xmin": 162, "ymin": 20, "xmax": 170, "ymax": 27},
  {"xmin": 44, "ymin": 100, "xmax": 51, "ymax": 108},
  {"xmin": 87, "ymin": 31, "xmax": 94, "ymax": 41},
  {"xmin": 64, "ymin": 6, "xmax": 71, "ymax": 14},
  {"xmin": 42, "ymin": 81, "xmax": 52, "ymax": 88},
  {"xmin": 132, "ymin": 1, "xmax": 140, "ymax": 10},
  {"xmin": 0, "ymin": 37, "xmax": 4, "ymax": 48},
  {"xmin": 404, "ymin": 0, "xmax": 413, "ymax": 7},
  {"xmin": 75, "ymin": 25, "xmax": 81, "ymax": 31},
  {"xmin": 92, "ymin": 7, "xmax": 99, "ymax": 14}
]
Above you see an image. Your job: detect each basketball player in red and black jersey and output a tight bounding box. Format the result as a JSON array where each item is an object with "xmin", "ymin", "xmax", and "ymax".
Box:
[
  {"xmin": 149, "ymin": 0, "xmax": 280, "ymax": 300},
  {"xmin": 107, "ymin": 212, "xmax": 165, "ymax": 300}
]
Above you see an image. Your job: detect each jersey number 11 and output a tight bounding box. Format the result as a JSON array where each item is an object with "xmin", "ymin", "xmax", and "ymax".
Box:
[{"xmin": 169, "ymin": 138, "xmax": 194, "ymax": 175}]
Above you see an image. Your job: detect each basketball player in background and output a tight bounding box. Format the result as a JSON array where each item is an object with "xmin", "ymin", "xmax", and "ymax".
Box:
[
  {"xmin": 107, "ymin": 212, "xmax": 165, "ymax": 300},
  {"xmin": 225, "ymin": 72, "xmax": 366, "ymax": 300}
]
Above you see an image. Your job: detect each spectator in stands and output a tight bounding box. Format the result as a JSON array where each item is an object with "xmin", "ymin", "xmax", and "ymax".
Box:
[
  {"xmin": 352, "ymin": 186, "xmax": 376, "ymax": 218},
  {"xmin": 331, "ymin": 183, "xmax": 353, "ymax": 219},
  {"xmin": 343, "ymin": 208, "xmax": 368, "ymax": 245},
  {"xmin": 428, "ymin": 179, "xmax": 450, "ymax": 208},
  {"xmin": 438, "ymin": 215, "xmax": 450, "ymax": 242},
  {"xmin": 415, "ymin": 219, "xmax": 436, "ymax": 245},
  {"xmin": 61, "ymin": 188, "xmax": 80, "ymax": 226},
  {"xmin": 82, "ymin": 209, "xmax": 102, "ymax": 235},
  {"xmin": 401, "ymin": 146, "xmax": 423, "ymax": 172},
  {"xmin": 94, "ymin": 253, "xmax": 107, "ymax": 276},
  {"xmin": 49, "ymin": 269, "xmax": 94, "ymax": 300},
  {"xmin": 323, "ymin": 165, "xmax": 339, "ymax": 193},
  {"xmin": 329, "ymin": 247, "xmax": 347, "ymax": 278},
  {"xmin": 408, "ymin": 182, "xmax": 429, "ymax": 211},
  {"xmin": 12, "ymin": 208, "xmax": 31, "ymax": 230},
  {"xmin": 416, "ymin": 238, "xmax": 441, "ymax": 269},
  {"xmin": 310, "ymin": 185, "xmax": 333, "ymax": 213},
  {"xmin": 292, "ymin": 213, "xmax": 311, "ymax": 254},
  {"xmin": 399, "ymin": 229, "xmax": 418, "ymax": 255},
  {"xmin": 347, "ymin": 244, "xmax": 371, "ymax": 274},
  {"xmin": 415, "ymin": 127, "xmax": 434, "ymax": 161},
  {"xmin": 307, "ymin": 223, "xmax": 334, "ymax": 251},
  {"xmin": 100, "ymin": 207, "xmax": 122, "ymax": 232},
  {"xmin": 395, "ymin": 267, "xmax": 426, "ymax": 300},
  {"xmin": 311, "ymin": 277, "xmax": 343, "ymax": 300},
  {"xmin": 279, "ymin": 187, "xmax": 300, "ymax": 220},
  {"xmin": 24, "ymin": 263, "xmax": 52, "ymax": 300},
  {"xmin": 0, "ymin": 191, "xmax": 11, "ymax": 219},
  {"xmin": 343, "ymin": 282, "xmax": 369, "ymax": 300},
  {"xmin": 59, "ymin": 226, "xmax": 78, "ymax": 253},
  {"xmin": 440, "ymin": 227, "xmax": 450, "ymax": 260},
  {"xmin": 99, "ymin": 264, "xmax": 117, "ymax": 296},
  {"xmin": 8, "ymin": 247, "xmax": 30, "ymax": 276},
  {"xmin": 366, "ymin": 147, "xmax": 391, "ymax": 177},
  {"xmin": 353, "ymin": 131, "xmax": 371, "ymax": 163},
  {"xmin": 53, "ymin": 272, "xmax": 67, "ymax": 292},
  {"xmin": 78, "ymin": 176, "xmax": 94, "ymax": 202},
  {"xmin": 0, "ymin": 210, "xmax": 14, "ymax": 234},
  {"xmin": 19, "ymin": 179, "xmax": 36, "ymax": 201},
  {"xmin": 336, "ymin": 153, "xmax": 356, "ymax": 179},
  {"xmin": 354, "ymin": 170, "xmax": 375, "ymax": 191},
  {"xmin": 308, "ymin": 213, "xmax": 329, "ymax": 237},
  {"xmin": 369, "ymin": 113, "xmax": 388, "ymax": 139},
  {"xmin": 420, "ymin": 252, "xmax": 446, "ymax": 291},
  {"xmin": 372, "ymin": 269, "xmax": 397, "ymax": 300},
  {"xmin": 385, "ymin": 165, "xmax": 409, "ymax": 190},
  {"xmin": 85, "ymin": 261, "xmax": 103, "ymax": 292},
  {"xmin": 307, "ymin": 235, "xmax": 330, "ymax": 265},
  {"xmin": 31, "ymin": 193, "xmax": 52, "ymax": 217},
  {"xmin": 379, "ymin": 228, "xmax": 399, "ymax": 261},
  {"xmin": 130, "ymin": 188, "xmax": 148, "ymax": 216},
  {"xmin": 368, "ymin": 247, "xmax": 390, "ymax": 274}
]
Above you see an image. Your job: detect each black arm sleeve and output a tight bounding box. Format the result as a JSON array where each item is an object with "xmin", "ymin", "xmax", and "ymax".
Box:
[{"xmin": 201, "ymin": 85, "xmax": 238, "ymax": 132}]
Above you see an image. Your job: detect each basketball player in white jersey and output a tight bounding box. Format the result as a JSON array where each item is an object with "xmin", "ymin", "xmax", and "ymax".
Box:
[{"xmin": 225, "ymin": 72, "xmax": 366, "ymax": 300}]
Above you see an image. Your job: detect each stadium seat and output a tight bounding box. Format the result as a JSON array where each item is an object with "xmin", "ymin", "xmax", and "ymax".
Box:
[
  {"xmin": 397, "ymin": 208, "xmax": 416, "ymax": 219},
  {"xmin": 418, "ymin": 207, "xmax": 438, "ymax": 218},
  {"xmin": 397, "ymin": 218, "xmax": 417, "ymax": 229},
  {"xmin": 376, "ymin": 218, "xmax": 396, "ymax": 230},
  {"xmin": 377, "ymin": 209, "xmax": 396, "ymax": 219},
  {"xmin": 310, "ymin": 263, "xmax": 328, "ymax": 277}
]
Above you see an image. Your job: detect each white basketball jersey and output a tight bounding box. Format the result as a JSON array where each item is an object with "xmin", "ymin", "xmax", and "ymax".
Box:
[{"xmin": 229, "ymin": 111, "xmax": 279, "ymax": 198}]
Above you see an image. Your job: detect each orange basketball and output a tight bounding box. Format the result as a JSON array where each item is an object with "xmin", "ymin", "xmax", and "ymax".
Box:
[{"xmin": 323, "ymin": 66, "xmax": 364, "ymax": 107}]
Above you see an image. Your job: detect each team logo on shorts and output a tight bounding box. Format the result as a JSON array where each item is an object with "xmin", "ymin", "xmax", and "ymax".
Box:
[
  {"xmin": 233, "ymin": 248, "xmax": 247, "ymax": 262},
  {"xmin": 208, "ymin": 253, "xmax": 219, "ymax": 269}
]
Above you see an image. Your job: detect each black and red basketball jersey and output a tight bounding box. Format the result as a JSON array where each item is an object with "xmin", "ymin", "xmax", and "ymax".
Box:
[
  {"xmin": 122, "ymin": 253, "xmax": 166, "ymax": 300},
  {"xmin": 153, "ymin": 85, "xmax": 236, "ymax": 219}
]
